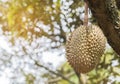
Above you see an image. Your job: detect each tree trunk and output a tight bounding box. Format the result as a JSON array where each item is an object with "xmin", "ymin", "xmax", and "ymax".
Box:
[
  {"xmin": 115, "ymin": 0, "xmax": 120, "ymax": 9},
  {"xmin": 86, "ymin": 0, "xmax": 120, "ymax": 56}
]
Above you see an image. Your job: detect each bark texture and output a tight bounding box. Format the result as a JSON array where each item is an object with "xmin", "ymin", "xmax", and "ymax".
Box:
[
  {"xmin": 86, "ymin": 0, "xmax": 120, "ymax": 56},
  {"xmin": 116, "ymin": 0, "xmax": 120, "ymax": 9}
]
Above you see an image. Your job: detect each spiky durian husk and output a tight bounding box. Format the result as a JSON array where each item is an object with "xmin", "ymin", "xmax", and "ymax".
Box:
[{"xmin": 66, "ymin": 25, "xmax": 106, "ymax": 73}]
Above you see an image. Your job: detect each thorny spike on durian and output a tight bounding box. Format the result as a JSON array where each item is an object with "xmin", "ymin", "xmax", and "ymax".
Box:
[{"xmin": 66, "ymin": 25, "xmax": 106, "ymax": 73}]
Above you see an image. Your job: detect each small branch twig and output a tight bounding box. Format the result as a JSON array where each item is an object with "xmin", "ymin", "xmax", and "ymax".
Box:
[
  {"xmin": 34, "ymin": 61, "xmax": 75, "ymax": 84},
  {"xmin": 48, "ymin": 72, "xmax": 74, "ymax": 83},
  {"xmin": 29, "ymin": 55, "xmax": 75, "ymax": 84},
  {"xmin": 75, "ymin": 72, "xmax": 82, "ymax": 84}
]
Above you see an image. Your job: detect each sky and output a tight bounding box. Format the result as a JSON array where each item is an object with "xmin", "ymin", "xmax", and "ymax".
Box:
[
  {"xmin": 0, "ymin": 37, "xmax": 10, "ymax": 84},
  {"xmin": 0, "ymin": 30, "xmax": 66, "ymax": 84}
]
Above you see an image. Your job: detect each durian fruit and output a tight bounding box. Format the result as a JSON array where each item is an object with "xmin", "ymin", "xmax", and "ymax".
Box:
[{"xmin": 66, "ymin": 25, "xmax": 106, "ymax": 73}]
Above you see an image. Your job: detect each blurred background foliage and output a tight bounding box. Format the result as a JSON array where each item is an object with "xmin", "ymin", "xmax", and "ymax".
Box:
[{"xmin": 0, "ymin": 0, "xmax": 120, "ymax": 84}]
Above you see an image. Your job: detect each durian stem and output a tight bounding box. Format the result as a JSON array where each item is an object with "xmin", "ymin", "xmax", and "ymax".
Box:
[{"xmin": 84, "ymin": 1, "xmax": 88, "ymax": 26}]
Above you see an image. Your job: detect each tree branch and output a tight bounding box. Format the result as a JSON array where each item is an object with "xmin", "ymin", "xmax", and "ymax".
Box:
[
  {"xmin": 48, "ymin": 72, "xmax": 74, "ymax": 83},
  {"xmin": 86, "ymin": 0, "xmax": 120, "ymax": 56},
  {"xmin": 28, "ymin": 54, "xmax": 75, "ymax": 83},
  {"xmin": 34, "ymin": 61, "xmax": 75, "ymax": 84}
]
